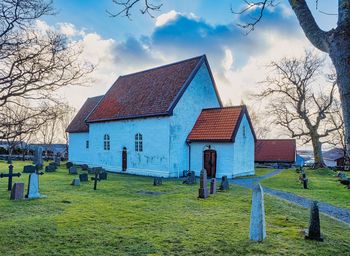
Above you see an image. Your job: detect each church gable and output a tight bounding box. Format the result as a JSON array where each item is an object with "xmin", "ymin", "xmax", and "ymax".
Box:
[{"xmin": 86, "ymin": 55, "xmax": 212, "ymax": 123}]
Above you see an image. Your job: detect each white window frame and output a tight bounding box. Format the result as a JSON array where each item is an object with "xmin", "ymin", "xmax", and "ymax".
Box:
[
  {"xmin": 104, "ymin": 134, "xmax": 110, "ymax": 151},
  {"xmin": 135, "ymin": 133, "xmax": 143, "ymax": 152}
]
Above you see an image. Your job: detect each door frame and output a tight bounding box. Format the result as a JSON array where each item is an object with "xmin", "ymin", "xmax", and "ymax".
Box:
[{"xmin": 122, "ymin": 147, "xmax": 127, "ymax": 171}]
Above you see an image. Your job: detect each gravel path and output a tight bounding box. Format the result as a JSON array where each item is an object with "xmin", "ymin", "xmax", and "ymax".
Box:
[{"xmin": 229, "ymin": 170, "xmax": 350, "ymax": 224}]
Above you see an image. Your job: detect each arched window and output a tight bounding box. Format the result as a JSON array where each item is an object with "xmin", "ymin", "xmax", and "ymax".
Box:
[
  {"xmin": 104, "ymin": 134, "xmax": 110, "ymax": 150},
  {"xmin": 135, "ymin": 133, "xmax": 143, "ymax": 152}
]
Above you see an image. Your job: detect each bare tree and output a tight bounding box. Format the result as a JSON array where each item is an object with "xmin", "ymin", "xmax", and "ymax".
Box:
[
  {"xmin": 110, "ymin": 0, "xmax": 350, "ymax": 161},
  {"xmin": 0, "ymin": 0, "xmax": 94, "ymax": 141},
  {"xmin": 247, "ymin": 106, "xmax": 270, "ymax": 139},
  {"xmin": 59, "ymin": 104, "xmax": 75, "ymax": 155},
  {"xmin": 108, "ymin": 0, "xmax": 162, "ymax": 18},
  {"xmin": 256, "ymin": 51, "xmax": 342, "ymax": 168}
]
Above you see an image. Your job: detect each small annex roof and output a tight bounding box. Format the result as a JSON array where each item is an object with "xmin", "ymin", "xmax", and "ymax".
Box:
[
  {"xmin": 86, "ymin": 55, "xmax": 222, "ymax": 123},
  {"xmin": 255, "ymin": 139, "xmax": 296, "ymax": 163},
  {"xmin": 187, "ymin": 105, "xmax": 256, "ymax": 142},
  {"xmin": 66, "ymin": 95, "xmax": 103, "ymax": 133}
]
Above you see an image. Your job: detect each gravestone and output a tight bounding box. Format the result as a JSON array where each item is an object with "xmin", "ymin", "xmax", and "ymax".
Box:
[
  {"xmin": 153, "ymin": 177, "xmax": 162, "ymax": 186},
  {"xmin": 99, "ymin": 172, "xmax": 108, "ymax": 180},
  {"xmin": 7, "ymin": 156, "xmax": 12, "ymax": 164},
  {"xmin": 210, "ymin": 178, "xmax": 217, "ymax": 194},
  {"xmin": 305, "ymin": 201, "xmax": 323, "ymax": 241},
  {"xmin": 81, "ymin": 164, "xmax": 89, "ymax": 171},
  {"xmin": 299, "ymin": 172, "xmax": 308, "ymax": 189},
  {"xmin": 79, "ymin": 173, "xmax": 88, "ymax": 182},
  {"xmin": 198, "ymin": 169, "xmax": 209, "ymax": 199},
  {"xmin": 69, "ymin": 166, "xmax": 78, "ymax": 175},
  {"xmin": 66, "ymin": 162, "xmax": 73, "ymax": 169},
  {"xmin": 23, "ymin": 165, "xmax": 36, "ymax": 173},
  {"xmin": 33, "ymin": 147, "xmax": 43, "ymax": 166},
  {"xmin": 25, "ymin": 172, "xmax": 44, "ymax": 199},
  {"xmin": 54, "ymin": 154, "xmax": 61, "ymax": 166},
  {"xmin": 0, "ymin": 165, "xmax": 21, "ymax": 191},
  {"xmin": 35, "ymin": 163, "xmax": 43, "ymax": 171},
  {"xmin": 337, "ymin": 172, "xmax": 346, "ymax": 179},
  {"xmin": 49, "ymin": 162, "xmax": 57, "ymax": 169},
  {"xmin": 45, "ymin": 165, "xmax": 56, "ymax": 173},
  {"xmin": 10, "ymin": 183, "xmax": 24, "ymax": 200},
  {"xmin": 219, "ymin": 176, "xmax": 229, "ymax": 191},
  {"xmin": 183, "ymin": 170, "xmax": 196, "ymax": 185},
  {"xmin": 71, "ymin": 178, "xmax": 80, "ymax": 186},
  {"xmin": 249, "ymin": 184, "xmax": 266, "ymax": 241},
  {"xmin": 91, "ymin": 172, "xmax": 101, "ymax": 190}
]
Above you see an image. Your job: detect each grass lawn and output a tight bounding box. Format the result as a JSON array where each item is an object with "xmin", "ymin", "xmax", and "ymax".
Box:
[
  {"xmin": 0, "ymin": 161, "xmax": 349, "ymax": 255},
  {"xmin": 261, "ymin": 168, "xmax": 350, "ymax": 210}
]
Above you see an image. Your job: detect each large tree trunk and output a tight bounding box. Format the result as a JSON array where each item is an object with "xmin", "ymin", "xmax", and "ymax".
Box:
[
  {"xmin": 310, "ymin": 134, "xmax": 325, "ymax": 168},
  {"xmin": 329, "ymin": 29, "xmax": 350, "ymax": 164}
]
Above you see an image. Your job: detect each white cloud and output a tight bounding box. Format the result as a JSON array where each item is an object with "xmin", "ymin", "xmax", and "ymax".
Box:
[
  {"xmin": 58, "ymin": 23, "xmax": 77, "ymax": 36},
  {"xmin": 155, "ymin": 10, "xmax": 178, "ymax": 27}
]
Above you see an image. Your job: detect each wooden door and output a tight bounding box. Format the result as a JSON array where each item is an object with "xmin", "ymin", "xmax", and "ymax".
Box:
[
  {"xmin": 203, "ymin": 149, "xmax": 217, "ymax": 178},
  {"xmin": 122, "ymin": 148, "xmax": 127, "ymax": 171}
]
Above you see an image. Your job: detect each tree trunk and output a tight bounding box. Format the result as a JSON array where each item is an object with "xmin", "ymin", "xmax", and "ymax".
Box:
[
  {"xmin": 310, "ymin": 134, "xmax": 325, "ymax": 168},
  {"xmin": 329, "ymin": 29, "xmax": 350, "ymax": 164}
]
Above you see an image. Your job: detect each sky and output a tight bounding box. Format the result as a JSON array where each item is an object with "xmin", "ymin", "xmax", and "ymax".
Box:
[{"xmin": 40, "ymin": 0, "xmax": 338, "ymax": 140}]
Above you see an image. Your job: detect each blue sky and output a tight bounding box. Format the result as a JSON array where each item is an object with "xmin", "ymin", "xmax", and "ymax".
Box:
[{"xmin": 40, "ymin": 0, "xmax": 338, "ymax": 121}]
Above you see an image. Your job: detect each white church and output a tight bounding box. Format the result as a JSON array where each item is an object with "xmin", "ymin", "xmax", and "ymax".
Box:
[{"xmin": 66, "ymin": 55, "xmax": 256, "ymax": 178}]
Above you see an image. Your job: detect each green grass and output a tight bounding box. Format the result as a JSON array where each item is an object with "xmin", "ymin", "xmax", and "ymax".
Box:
[
  {"xmin": 261, "ymin": 168, "xmax": 350, "ymax": 210},
  {"xmin": 0, "ymin": 161, "xmax": 349, "ymax": 255}
]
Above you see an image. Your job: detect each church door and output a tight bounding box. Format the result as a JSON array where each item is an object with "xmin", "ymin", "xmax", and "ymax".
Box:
[
  {"xmin": 203, "ymin": 149, "xmax": 217, "ymax": 178},
  {"xmin": 122, "ymin": 147, "xmax": 127, "ymax": 171}
]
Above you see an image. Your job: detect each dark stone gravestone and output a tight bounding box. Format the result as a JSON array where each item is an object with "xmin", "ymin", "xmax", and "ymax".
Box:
[
  {"xmin": 79, "ymin": 173, "xmax": 88, "ymax": 182},
  {"xmin": 250, "ymin": 184, "xmax": 266, "ymax": 241},
  {"xmin": 153, "ymin": 177, "xmax": 162, "ymax": 186},
  {"xmin": 299, "ymin": 172, "xmax": 308, "ymax": 189},
  {"xmin": 25, "ymin": 172, "xmax": 45, "ymax": 199},
  {"xmin": 10, "ymin": 183, "xmax": 24, "ymax": 200},
  {"xmin": 99, "ymin": 172, "xmax": 108, "ymax": 180},
  {"xmin": 49, "ymin": 162, "xmax": 57, "ymax": 169},
  {"xmin": 210, "ymin": 178, "xmax": 216, "ymax": 194},
  {"xmin": 69, "ymin": 166, "xmax": 78, "ymax": 175},
  {"xmin": 45, "ymin": 165, "xmax": 56, "ymax": 173},
  {"xmin": 219, "ymin": 176, "xmax": 229, "ymax": 191},
  {"xmin": 71, "ymin": 178, "xmax": 80, "ymax": 186},
  {"xmin": 81, "ymin": 164, "xmax": 89, "ymax": 171},
  {"xmin": 23, "ymin": 165, "xmax": 36, "ymax": 174},
  {"xmin": 0, "ymin": 165, "xmax": 21, "ymax": 191},
  {"xmin": 54, "ymin": 154, "xmax": 61, "ymax": 166},
  {"xmin": 33, "ymin": 147, "xmax": 43, "ymax": 166},
  {"xmin": 305, "ymin": 201, "xmax": 323, "ymax": 241},
  {"xmin": 91, "ymin": 172, "xmax": 101, "ymax": 190},
  {"xmin": 183, "ymin": 170, "xmax": 196, "ymax": 185},
  {"xmin": 66, "ymin": 162, "xmax": 73, "ymax": 169},
  {"xmin": 35, "ymin": 163, "xmax": 43, "ymax": 171},
  {"xmin": 198, "ymin": 169, "xmax": 209, "ymax": 199}
]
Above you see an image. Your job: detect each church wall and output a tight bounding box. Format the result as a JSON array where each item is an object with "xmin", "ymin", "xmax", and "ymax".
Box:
[
  {"xmin": 169, "ymin": 62, "xmax": 221, "ymax": 177},
  {"xmin": 88, "ymin": 116, "xmax": 171, "ymax": 177},
  {"xmin": 68, "ymin": 132, "xmax": 90, "ymax": 164},
  {"xmin": 232, "ymin": 114, "xmax": 255, "ymax": 177}
]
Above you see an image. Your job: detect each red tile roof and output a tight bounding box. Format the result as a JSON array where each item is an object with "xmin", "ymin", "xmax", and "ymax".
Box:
[
  {"xmin": 87, "ymin": 55, "xmax": 221, "ymax": 123},
  {"xmin": 187, "ymin": 106, "xmax": 256, "ymax": 142},
  {"xmin": 255, "ymin": 139, "xmax": 296, "ymax": 163},
  {"xmin": 66, "ymin": 96, "xmax": 103, "ymax": 133}
]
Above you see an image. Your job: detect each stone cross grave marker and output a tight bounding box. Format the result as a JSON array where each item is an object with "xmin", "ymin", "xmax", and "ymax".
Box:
[
  {"xmin": 10, "ymin": 183, "xmax": 24, "ymax": 200},
  {"xmin": 210, "ymin": 178, "xmax": 216, "ymax": 194},
  {"xmin": 25, "ymin": 172, "xmax": 44, "ymax": 199},
  {"xmin": 219, "ymin": 176, "xmax": 229, "ymax": 191},
  {"xmin": 0, "ymin": 165, "xmax": 21, "ymax": 191},
  {"xmin": 305, "ymin": 201, "xmax": 323, "ymax": 241},
  {"xmin": 198, "ymin": 169, "xmax": 209, "ymax": 199},
  {"xmin": 249, "ymin": 183, "xmax": 266, "ymax": 242},
  {"xmin": 33, "ymin": 147, "xmax": 43, "ymax": 166},
  {"xmin": 91, "ymin": 171, "xmax": 101, "ymax": 190}
]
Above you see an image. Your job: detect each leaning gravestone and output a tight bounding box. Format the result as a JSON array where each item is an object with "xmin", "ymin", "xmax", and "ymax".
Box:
[
  {"xmin": 25, "ymin": 172, "xmax": 45, "ymax": 199},
  {"xmin": 10, "ymin": 183, "xmax": 24, "ymax": 200},
  {"xmin": 79, "ymin": 173, "xmax": 88, "ymax": 182},
  {"xmin": 249, "ymin": 184, "xmax": 266, "ymax": 242},
  {"xmin": 305, "ymin": 201, "xmax": 323, "ymax": 241},
  {"xmin": 71, "ymin": 178, "xmax": 80, "ymax": 186},
  {"xmin": 153, "ymin": 177, "xmax": 162, "ymax": 186},
  {"xmin": 183, "ymin": 170, "xmax": 196, "ymax": 184},
  {"xmin": 23, "ymin": 165, "xmax": 36, "ymax": 174},
  {"xmin": 210, "ymin": 178, "xmax": 217, "ymax": 194},
  {"xmin": 33, "ymin": 147, "xmax": 43, "ymax": 166},
  {"xmin": 69, "ymin": 166, "xmax": 78, "ymax": 175},
  {"xmin": 66, "ymin": 162, "xmax": 73, "ymax": 169},
  {"xmin": 219, "ymin": 176, "xmax": 229, "ymax": 191},
  {"xmin": 45, "ymin": 165, "xmax": 56, "ymax": 173},
  {"xmin": 198, "ymin": 169, "xmax": 209, "ymax": 199}
]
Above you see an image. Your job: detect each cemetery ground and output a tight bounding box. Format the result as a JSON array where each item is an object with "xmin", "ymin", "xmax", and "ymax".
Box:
[
  {"xmin": 0, "ymin": 161, "xmax": 349, "ymax": 255},
  {"xmin": 261, "ymin": 168, "xmax": 350, "ymax": 210}
]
